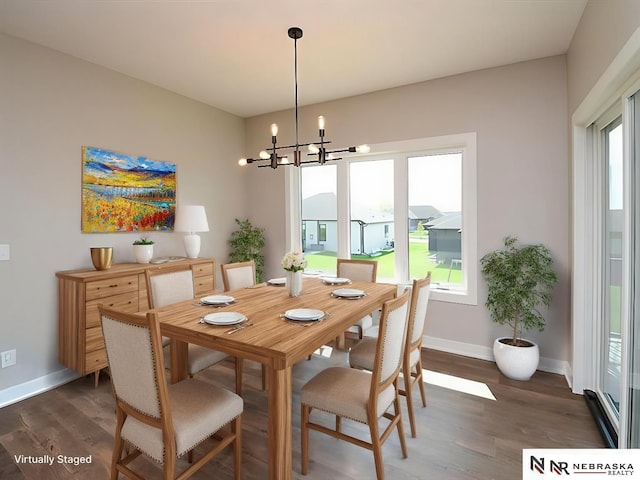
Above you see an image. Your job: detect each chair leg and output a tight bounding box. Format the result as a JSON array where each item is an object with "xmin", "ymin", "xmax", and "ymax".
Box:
[
  {"xmin": 233, "ymin": 415, "xmax": 242, "ymax": 480},
  {"xmin": 301, "ymin": 404, "xmax": 310, "ymax": 475},
  {"xmin": 415, "ymin": 359, "xmax": 427, "ymax": 407},
  {"xmin": 336, "ymin": 415, "xmax": 342, "ymax": 433},
  {"xmin": 395, "ymin": 393, "xmax": 408, "ymax": 459},
  {"xmin": 235, "ymin": 357, "xmax": 243, "ymax": 396},
  {"xmin": 368, "ymin": 411, "xmax": 385, "ymax": 480},
  {"xmin": 404, "ymin": 366, "xmax": 417, "ymax": 438},
  {"xmin": 111, "ymin": 410, "xmax": 125, "ymax": 480}
]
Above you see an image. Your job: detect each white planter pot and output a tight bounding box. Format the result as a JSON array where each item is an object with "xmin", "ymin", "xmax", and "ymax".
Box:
[
  {"xmin": 133, "ymin": 244, "xmax": 154, "ymax": 264},
  {"xmin": 493, "ymin": 337, "xmax": 539, "ymax": 381}
]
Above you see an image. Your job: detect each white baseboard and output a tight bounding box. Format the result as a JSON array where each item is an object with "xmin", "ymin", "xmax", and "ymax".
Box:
[
  {"xmin": 0, "ymin": 369, "xmax": 80, "ymax": 409},
  {"xmin": 423, "ymin": 335, "xmax": 573, "ymax": 388}
]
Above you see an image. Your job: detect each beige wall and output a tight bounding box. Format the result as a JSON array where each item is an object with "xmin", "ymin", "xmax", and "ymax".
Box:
[
  {"xmin": 245, "ymin": 56, "xmax": 571, "ymax": 368},
  {"xmin": 0, "ymin": 33, "xmax": 247, "ymax": 392},
  {"xmin": 567, "ymin": 0, "xmax": 640, "ymax": 114}
]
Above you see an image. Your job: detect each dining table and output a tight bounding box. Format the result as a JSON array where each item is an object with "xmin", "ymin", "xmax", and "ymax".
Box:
[{"xmin": 150, "ymin": 275, "xmax": 397, "ymax": 480}]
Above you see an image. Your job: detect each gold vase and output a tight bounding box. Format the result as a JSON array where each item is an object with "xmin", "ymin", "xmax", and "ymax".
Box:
[{"xmin": 90, "ymin": 247, "xmax": 113, "ymax": 270}]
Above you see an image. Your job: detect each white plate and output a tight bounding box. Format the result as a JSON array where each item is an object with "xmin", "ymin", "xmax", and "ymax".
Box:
[
  {"xmin": 284, "ymin": 308, "xmax": 325, "ymax": 321},
  {"xmin": 202, "ymin": 312, "xmax": 246, "ymax": 326},
  {"xmin": 267, "ymin": 277, "xmax": 286, "ymax": 286},
  {"xmin": 332, "ymin": 288, "xmax": 365, "ymax": 298},
  {"xmin": 322, "ymin": 276, "xmax": 351, "ymax": 285},
  {"xmin": 201, "ymin": 295, "xmax": 235, "ymax": 305}
]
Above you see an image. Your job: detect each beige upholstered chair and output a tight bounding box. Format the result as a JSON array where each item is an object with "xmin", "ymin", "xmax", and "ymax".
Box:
[
  {"xmin": 145, "ymin": 265, "xmax": 243, "ymax": 395},
  {"xmin": 99, "ymin": 305, "xmax": 243, "ymax": 480},
  {"xmin": 220, "ymin": 260, "xmax": 267, "ymax": 390},
  {"xmin": 337, "ymin": 258, "xmax": 378, "ymax": 340},
  {"xmin": 350, "ymin": 273, "xmax": 431, "ymax": 438},
  {"xmin": 301, "ymin": 290, "xmax": 410, "ymax": 480},
  {"xmin": 221, "ymin": 261, "xmax": 256, "ymax": 292}
]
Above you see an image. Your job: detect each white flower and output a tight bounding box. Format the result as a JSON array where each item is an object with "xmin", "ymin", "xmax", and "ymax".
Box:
[{"xmin": 281, "ymin": 251, "xmax": 307, "ymax": 272}]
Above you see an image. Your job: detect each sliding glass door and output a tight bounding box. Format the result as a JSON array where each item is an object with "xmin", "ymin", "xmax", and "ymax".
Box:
[{"xmin": 600, "ymin": 116, "xmax": 623, "ymax": 419}]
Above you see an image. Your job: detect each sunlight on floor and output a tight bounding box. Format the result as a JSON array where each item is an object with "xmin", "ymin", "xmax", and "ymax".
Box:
[{"xmin": 421, "ymin": 369, "xmax": 496, "ymax": 400}]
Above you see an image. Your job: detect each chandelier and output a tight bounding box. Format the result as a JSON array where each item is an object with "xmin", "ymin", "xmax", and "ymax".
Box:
[{"xmin": 238, "ymin": 27, "xmax": 370, "ymax": 169}]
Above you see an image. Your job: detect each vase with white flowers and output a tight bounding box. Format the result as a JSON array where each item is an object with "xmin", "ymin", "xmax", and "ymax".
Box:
[{"xmin": 281, "ymin": 251, "xmax": 307, "ymax": 297}]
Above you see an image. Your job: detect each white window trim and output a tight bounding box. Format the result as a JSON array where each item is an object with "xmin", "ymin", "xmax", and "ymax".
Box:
[{"xmin": 288, "ymin": 132, "xmax": 478, "ymax": 306}]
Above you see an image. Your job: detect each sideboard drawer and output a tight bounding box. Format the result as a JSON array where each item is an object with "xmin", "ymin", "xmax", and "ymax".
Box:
[
  {"xmin": 85, "ymin": 275, "xmax": 138, "ymax": 301},
  {"xmin": 85, "ymin": 348, "xmax": 108, "ymax": 372},
  {"xmin": 85, "ymin": 291, "xmax": 138, "ymax": 328},
  {"xmin": 192, "ymin": 262, "xmax": 214, "ymax": 278},
  {"xmin": 194, "ymin": 276, "xmax": 214, "ymax": 296},
  {"xmin": 85, "ymin": 326, "xmax": 106, "ymax": 352}
]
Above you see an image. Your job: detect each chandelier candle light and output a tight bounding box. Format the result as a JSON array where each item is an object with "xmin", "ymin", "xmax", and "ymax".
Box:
[
  {"xmin": 238, "ymin": 27, "xmax": 370, "ymax": 169},
  {"xmin": 282, "ymin": 251, "xmax": 307, "ymax": 297}
]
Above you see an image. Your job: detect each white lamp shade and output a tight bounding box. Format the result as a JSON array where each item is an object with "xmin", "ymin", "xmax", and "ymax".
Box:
[{"xmin": 174, "ymin": 205, "xmax": 210, "ymax": 233}]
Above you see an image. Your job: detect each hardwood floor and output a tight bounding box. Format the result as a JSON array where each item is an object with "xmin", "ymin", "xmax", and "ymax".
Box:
[{"xmin": 0, "ymin": 348, "xmax": 605, "ymax": 479}]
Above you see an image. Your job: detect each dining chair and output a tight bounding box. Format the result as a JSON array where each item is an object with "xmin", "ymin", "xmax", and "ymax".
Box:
[
  {"xmin": 349, "ymin": 273, "xmax": 431, "ymax": 438},
  {"xmin": 300, "ymin": 290, "xmax": 410, "ymax": 480},
  {"xmin": 221, "ymin": 260, "xmax": 256, "ymax": 292},
  {"xmin": 220, "ymin": 260, "xmax": 267, "ymax": 390},
  {"xmin": 336, "ymin": 258, "xmax": 378, "ymax": 342},
  {"xmin": 99, "ymin": 305, "xmax": 243, "ymax": 480},
  {"xmin": 145, "ymin": 265, "xmax": 244, "ymax": 395}
]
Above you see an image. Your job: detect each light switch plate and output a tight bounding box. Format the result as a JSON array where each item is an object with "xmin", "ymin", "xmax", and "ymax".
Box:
[{"xmin": 0, "ymin": 244, "xmax": 9, "ymax": 261}]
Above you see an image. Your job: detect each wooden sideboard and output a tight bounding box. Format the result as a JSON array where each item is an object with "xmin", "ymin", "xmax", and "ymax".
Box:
[{"xmin": 56, "ymin": 258, "xmax": 216, "ymax": 386}]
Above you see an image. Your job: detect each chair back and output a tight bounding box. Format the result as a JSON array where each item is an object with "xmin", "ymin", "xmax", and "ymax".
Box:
[
  {"xmin": 407, "ymin": 273, "xmax": 431, "ymax": 348},
  {"xmin": 99, "ymin": 306, "xmax": 169, "ymax": 421},
  {"xmin": 145, "ymin": 267, "xmax": 194, "ymax": 308},
  {"xmin": 372, "ymin": 290, "xmax": 410, "ymax": 390},
  {"xmin": 221, "ymin": 261, "xmax": 256, "ymax": 291},
  {"xmin": 336, "ymin": 258, "xmax": 378, "ymax": 282}
]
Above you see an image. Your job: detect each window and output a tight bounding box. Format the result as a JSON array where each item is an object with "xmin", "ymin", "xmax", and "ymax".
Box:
[
  {"xmin": 293, "ymin": 133, "xmax": 477, "ymax": 305},
  {"xmin": 318, "ymin": 223, "xmax": 327, "ymax": 242}
]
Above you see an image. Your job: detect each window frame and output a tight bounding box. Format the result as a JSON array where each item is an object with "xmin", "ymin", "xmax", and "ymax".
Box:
[{"xmin": 288, "ymin": 132, "xmax": 478, "ymax": 306}]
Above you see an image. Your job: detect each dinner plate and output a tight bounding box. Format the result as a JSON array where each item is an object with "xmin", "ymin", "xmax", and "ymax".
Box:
[
  {"xmin": 321, "ymin": 277, "xmax": 351, "ymax": 285},
  {"xmin": 332, "ymin": 288, "xmax": 366, "ymax": 298},
  {"xmin": 267, "ymin": 277, "xmax": 286, "ymax": 286},
  {"xmin": 200, "ymin": 295, "xmax": 235, "ymax": 305},
  {"xmin": 284, "ymin": 308, "xmax": 325, "ymax": 321},
  {"xmin": 202, "ymin": 312, "xmax": 246, "ymax": 326}
]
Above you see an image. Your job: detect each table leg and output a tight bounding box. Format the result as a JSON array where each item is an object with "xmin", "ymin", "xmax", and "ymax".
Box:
[
  {"xmin": 169, "ymin": 339, "xmax": 188, "ymax": 384},
  {"xmin": 268, "ymin": 365, "xmax": 293, "ymax": 480}
]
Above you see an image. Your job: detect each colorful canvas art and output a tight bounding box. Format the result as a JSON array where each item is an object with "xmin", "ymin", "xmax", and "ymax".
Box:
[{"xmin": 82, "ymin": 146, "xmax": 176, "ymax": 232}]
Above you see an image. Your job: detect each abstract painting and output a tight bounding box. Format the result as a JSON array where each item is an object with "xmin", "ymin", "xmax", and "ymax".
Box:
[{"xmin": 82, "ymin": 146, "xmax": 176, "ymax": 232}]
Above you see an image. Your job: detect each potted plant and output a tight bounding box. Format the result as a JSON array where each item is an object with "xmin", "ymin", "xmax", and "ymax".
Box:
[
  {"xmin": 133, "ymin": 236, "xmax": 154, "ymax": 264},
  {"xmin": 480, "ymin": 236, "xmax": 558, "ymax": 381},
  {"xmin": 228, "ymin": 219, "xmax": 266, "ymax": 282}
]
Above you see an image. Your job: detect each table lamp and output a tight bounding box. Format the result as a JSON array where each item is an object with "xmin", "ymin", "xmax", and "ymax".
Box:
[{"xmin": 174, "ymin": 205, "xmax": 209, "ymax": 258}]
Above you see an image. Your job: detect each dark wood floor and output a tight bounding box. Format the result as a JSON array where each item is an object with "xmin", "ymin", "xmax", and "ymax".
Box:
[{"xmin": 0, "ymin": 347, "xmax": 605, "ymax": 479}]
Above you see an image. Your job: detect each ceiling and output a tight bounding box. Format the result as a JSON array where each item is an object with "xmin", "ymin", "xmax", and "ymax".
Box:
[{"xmin": 0, "ymin": 0, "xmax": 588, "ymax": 118}]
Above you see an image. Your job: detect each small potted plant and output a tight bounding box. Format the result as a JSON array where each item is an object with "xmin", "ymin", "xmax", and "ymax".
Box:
[
  {"xmin": 480, "ymin": 236, "xmax": 558, "ymax": 380},
  {"xmin": 133, "ymin": 236, "xmax": 154, "ymax": 264}
]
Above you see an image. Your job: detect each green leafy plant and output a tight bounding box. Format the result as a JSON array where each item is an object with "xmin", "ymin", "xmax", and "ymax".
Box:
[
  {"xmin": 228, "ymin": 219, "xmax": 266, "ymax": 281},
  {"xmin": 133, "ymin": 236, "xmax": 154, "ymax": 245},
  {"xmin": 480, "ymin": 236, "xmax": 557, "ymax": 346}
]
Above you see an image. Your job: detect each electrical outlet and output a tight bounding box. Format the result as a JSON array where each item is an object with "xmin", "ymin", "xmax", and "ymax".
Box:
[
  {"xmin": 0, "ymin": 244, "xmax": 9, "ymax": 261},
  {"xmin": 1, "ymin": 349, "xmax": 16, "ymax": 368}
]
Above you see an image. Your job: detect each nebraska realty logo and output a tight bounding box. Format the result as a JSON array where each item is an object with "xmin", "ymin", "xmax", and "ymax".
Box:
[{"xmin": 523, "ymin": 449, "xmax": 639, "ymax": 478}]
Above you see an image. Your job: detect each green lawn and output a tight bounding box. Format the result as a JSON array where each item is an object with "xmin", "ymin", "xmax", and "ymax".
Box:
[{"xmin": 305, "ymin": 240, "xmax": 462, "ymax": 284}]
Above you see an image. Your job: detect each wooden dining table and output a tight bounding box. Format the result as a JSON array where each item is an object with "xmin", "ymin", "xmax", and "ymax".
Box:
[{"xmin": 150, "ymin": 276, "xmax": 397, "ymax": 480}]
